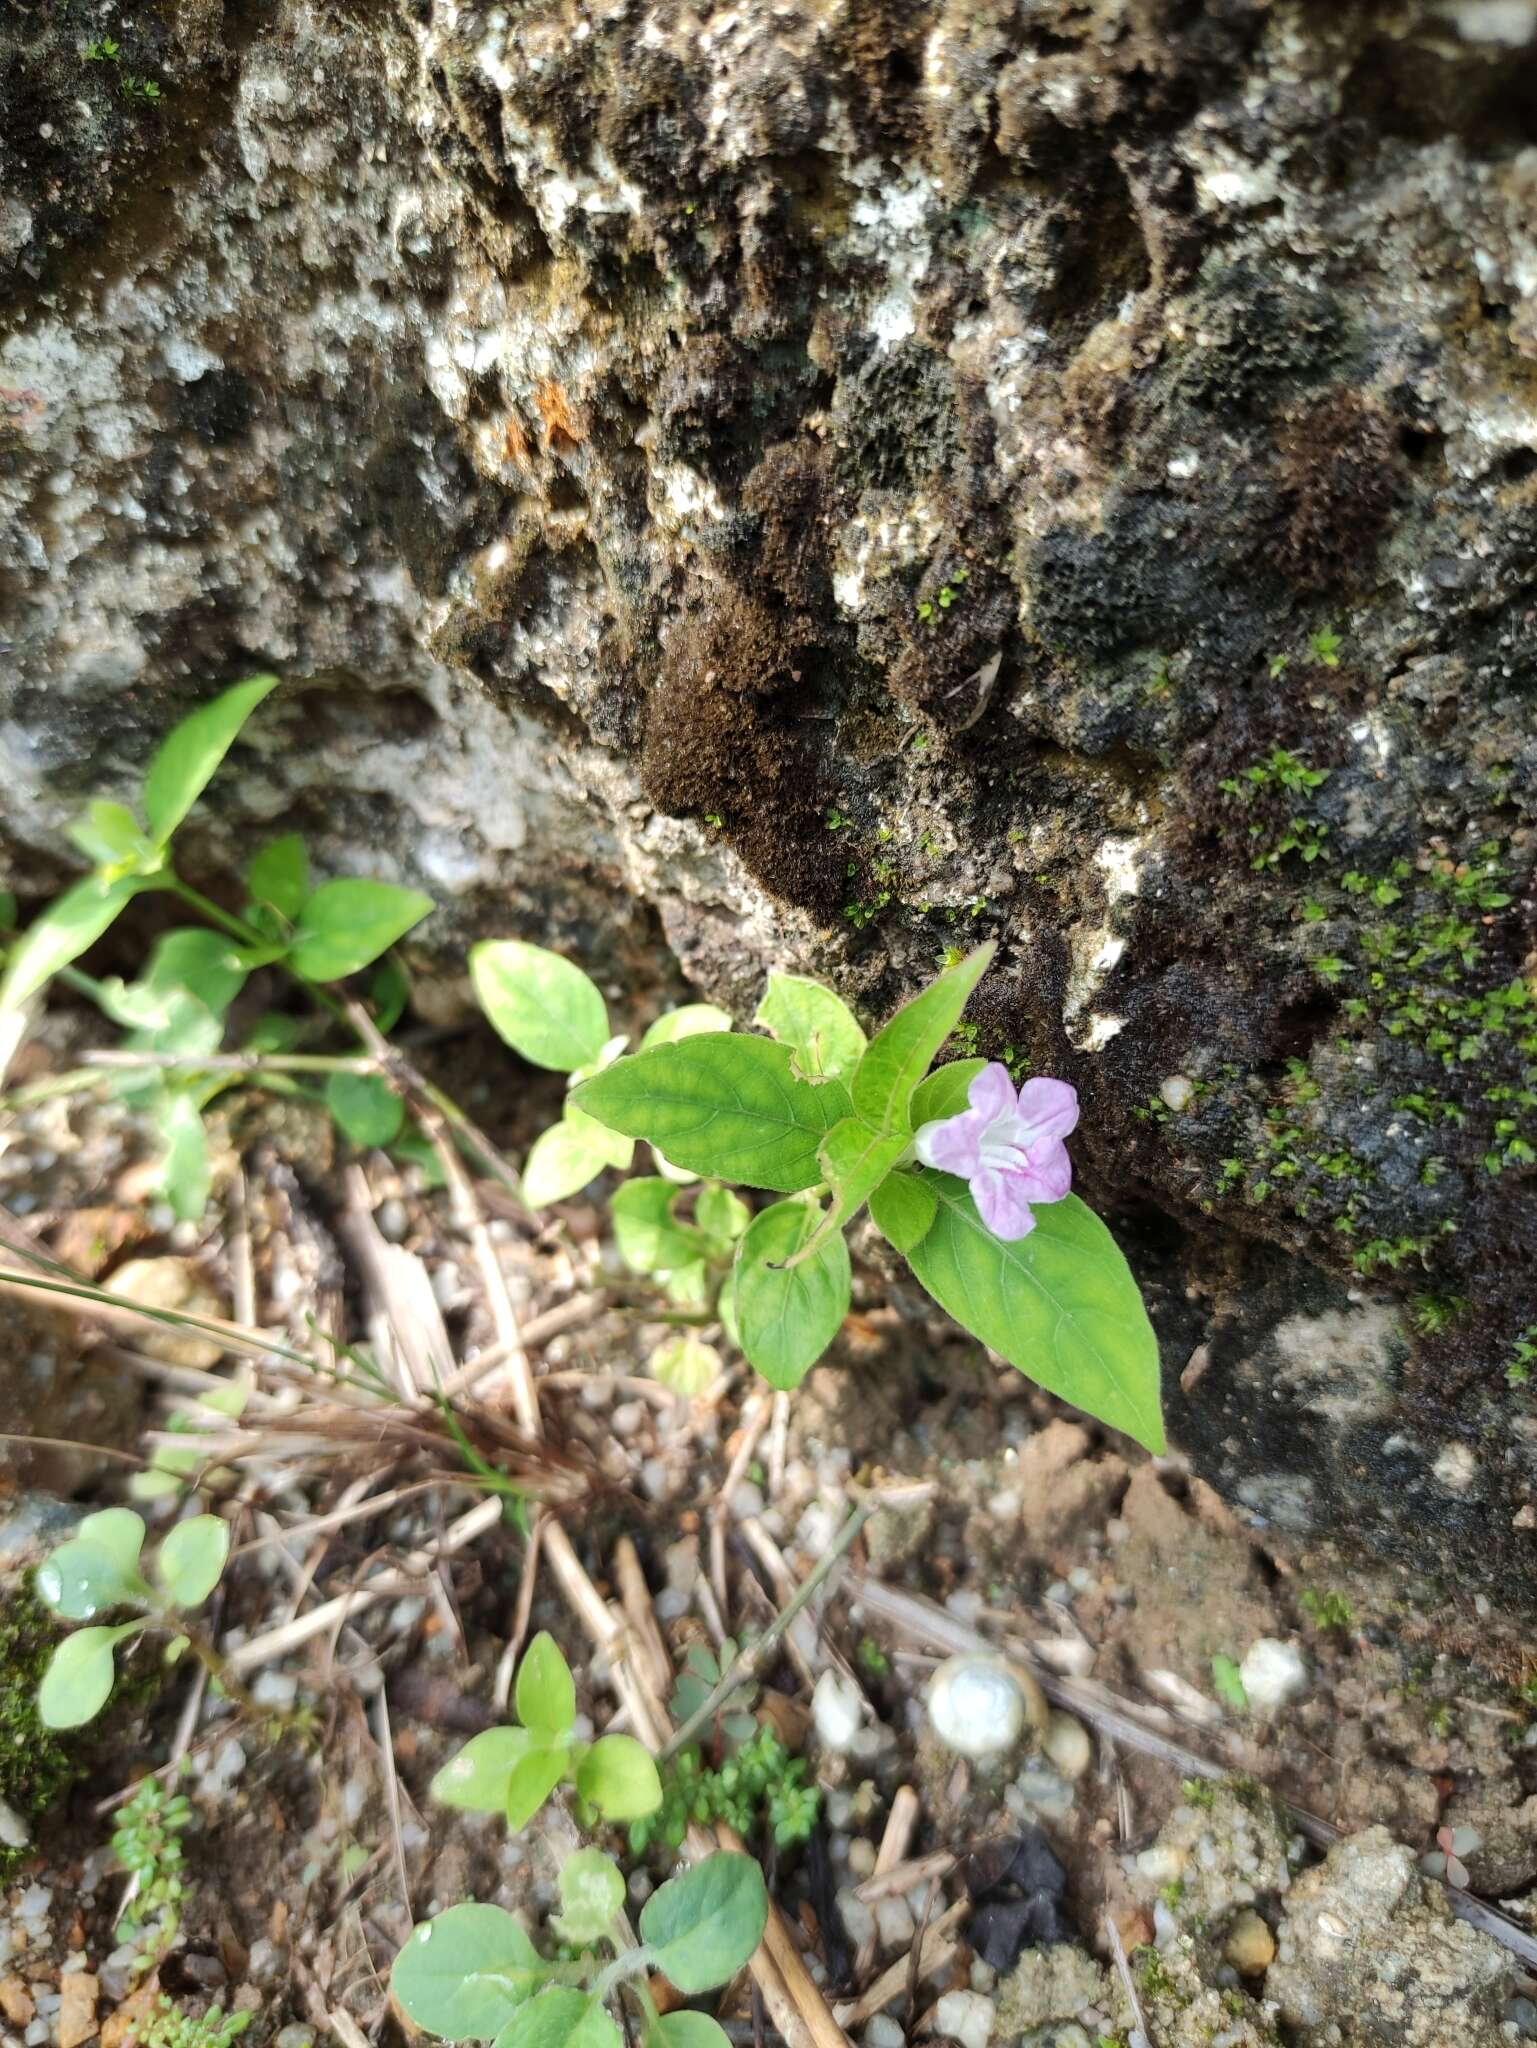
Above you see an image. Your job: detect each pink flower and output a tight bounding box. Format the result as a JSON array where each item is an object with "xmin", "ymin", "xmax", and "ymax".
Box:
[{"xmin": 914, "ymin": 1063, "xmax": 1078, "ymax": 1241}]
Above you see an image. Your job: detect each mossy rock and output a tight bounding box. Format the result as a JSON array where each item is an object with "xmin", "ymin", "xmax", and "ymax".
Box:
[{"xmin": 0, "ymin": 1576, "xmax": 90, "ymax": 1875}]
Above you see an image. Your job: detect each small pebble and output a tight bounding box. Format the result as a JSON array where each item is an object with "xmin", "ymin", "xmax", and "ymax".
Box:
[
  {"xmin": 1239, "ymin": 1637, "xmax": 1308, "ymax": 1714},
  {"xmin": 846, "ymin": 1837, "xmax": 878, "ymax": 1880},
  {"xmin": 863, "ymin": 2017, "xmax": 905, "ymax": 2048},
  {"xmin": 933, "ymin": 1990, "xmax": 994, "ymax": 2048},
  {"xmin": 1043, "ymin": 1709, "xmax": 1092, "ymax": 1780},
  {"xmin": 837, "ymin": 1887, "xmax": 876, "ymax": 1946},
  {"xmin": 1224, "ymin": 1908, "xmax": 1276, "ymax": 1975},
  {"xmin": 730, "ymin": 1481, "xmax": 765, "ymax": 1520},
  {"xmin": 611, "ymin": 1401, "xmax": 646, "ymax": 1440},
  {"xmin": 875, "ymin": 1896, "xmax": 914, "ymax": 1949},
  {"xmin": 1505, "ymin": 1994, "xmax": 1537, "ymax": 2039},
  {"xmin": 927, "ymin": 1655, "xmax": 1028, "ymax": 1759},
  {"xmin": 374, "ymin": 1199, "xmax": 408, "ymax": 1243},
  {"xmin": 813, "ymin": 1670, "xmax": 864, "ymax": 1753},
  {"xmin": 1136, "ymin": 1845, "xmax": 1187, "ymax": 1885},
  {"xmin": 1160, "ymin": 1073, "xmax": 1195, "ymax": 1112}
]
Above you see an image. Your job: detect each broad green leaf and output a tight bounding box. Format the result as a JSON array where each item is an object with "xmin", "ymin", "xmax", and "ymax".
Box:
[
  {"xmin": 0, "ymin": 873, "xmax": 144, "ymax": 1010},
  {"xmin": 325, "ymin": 1071, "xmax": 405, "ymax": 1149},
  {"xmin": 38, "ymin": 1623, "xmax": 141, "ymax": 1729},
  {"xmin": 155, "ymin": 1514, "xmax": 230, "ymax": 1608},
  {"xmin": 640, "ymin": 1853, "xmax": 769, "ymax": 1993},
  {"xmin": 572, "ymin": 1038, "xmax": 851, "ymax": 1193},
  {"xmin": 849, "ymin": 943, "xmax": 994, "ymax": 1132},
  {"xmin": 553, "ymin": 1848, "xmax": 626, "ymax": 1945},
  {"xmin": 431, "ymin": 1727, "xmax": 532, "ymax": 1811},
  {"xmin": 287, "ymin": 879, "xmax": 432, "ymax": 982},
  {"xmin": 695, "ymin": 1184, "xmax": 750, "ymax": 1253},
  {"xmin": 129, "ymin": 989, "xmax": 222, "ymax": 1061},
  {"xmin": 573, "ymin": 1734, "xmax": 663, "ymax": 1821},
  {"xmin": 611, "ymin": 1179, "xmax": 704, "ymax": 1276},
  {"xmin": 143, "ymin": 674, "xmax": 282, "ymax": 847},
  {"xmin": 650, "ymin": 1332, "xmax": 722, "ymax": 1397},
  {"xmin": 522, "ymin": 1109, "xmax": 633, "ymax": 1207},
  {"xmin": 66, "ymin": 800, "xmax": 148, "ymax": 869},
  {"xmin": 651, "ymin": 2016, "xmax": 731, "ymax": 2048},
  {"xmin": 732, "ymin": 1200, "xmax": 851, "ymax": 1392},
  {"xmin": 867, "ymin": 1169, "xmax": 938, "ymax": 1254},
  {"xmin": 903, "ymin": 1180, "xmax": 1165, "ymax": 1451},
  {"xmin": 642, "ymin": 1003, "xmax": 733, "ymax": 1049},
  {"xmin": 369, "ymin": 954, "xmax": 410, "ymax": 1032},
  {"xmin": 909, "ymin": 1057, "xmax": 987, "ymax": 1127},
  {"xmin": 144, "ymin": 928, "xmax": 249, "ymax": 1016},
  {"xmin": 782, "ymin": 1116, "xmax": 908, "ymax": 1268},
  {"xmin": 496, "ymin": 1992, "xmax": 621, "ymax": 2048},
  {"xmin": 247, "ymin": 833, "xmax": 309, "ymax": 921},
  {"xmin": 470, "ymin": 941, "xmax": 609, "ymax": 1072},
  {"xmin": 754, "ymin": 973, "xmax": 866, "ymax": 1081},
  {"xmin": 504, "ymin": 1743, "xmax": 569, "ymax": 1830},
  {"xmin": 156, "ymin": 1092, "xmax": 211, "ymax": 1222},
  {"xmin": 36, "ymin": 1527, "xmax": 149, "ymax": 1620},
  {"xmin": 76, "ymin": 1509, "xmax": 148, "ymax": 1579},
  {"xmin": 392, "ymin": 1903, "xmax": 549, "ymax": 2040},
  {"xmin": 243, "ymin": 1011, "xmax": 302, "ymax": 1055},
  {"xmin": 516, "ymin": 1632, "xmax": 576, "ymax": 1738},
  {"xmin": 431, "ymin": 1727, "xmax": 538, "ymax": 1812}
]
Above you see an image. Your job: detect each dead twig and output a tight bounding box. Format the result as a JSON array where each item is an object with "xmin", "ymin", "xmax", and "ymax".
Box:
[
  {"xmin": 831, "ymin": 1899, "xmax": 967, "ymax": 2028},
  {"xmin": 855, "ymin": 1785, "xmax": 919, "ymax": 1981}
]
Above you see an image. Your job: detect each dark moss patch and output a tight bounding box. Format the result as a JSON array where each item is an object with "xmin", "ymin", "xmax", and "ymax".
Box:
[
  {"xmin": 0, "ymin": 1581, "xmax": 90, "ymax": 1875},
  {"xmin": 1276, "ymin": 389, "xmax": 1404, "ymax": 590}
]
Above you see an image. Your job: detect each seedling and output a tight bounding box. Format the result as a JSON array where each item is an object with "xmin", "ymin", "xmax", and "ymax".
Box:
[
  {"xmin": 431, "ymin": 1633, "xmax": 662, "ymax": 1832},
  {"xmin": 112, "ymin": 1770, "xmax": 193, "ymax": 1969},
  {"xmin": 392, "ymin": 1848, "xmax": 767, "ymax": 2048},
  {"xmin": 33, "ymin": 1509, "xmax": 231, "ymax": 1728}
]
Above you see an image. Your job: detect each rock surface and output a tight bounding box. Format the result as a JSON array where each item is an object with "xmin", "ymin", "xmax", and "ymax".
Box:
[{"xmin": 3, "ymin": 2, "xmax": 1537, "ymax": 1602}]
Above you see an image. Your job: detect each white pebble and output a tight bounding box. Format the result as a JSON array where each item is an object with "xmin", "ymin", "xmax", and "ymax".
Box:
[
  {"xmin": 927, "ymin": 1655, "xmax": 1027, "ymax": 1759},
  {"xmin": 1043, "ymin": 1710, "xmax": 1092, "ymax": 1779},
  {"xmin": 813, "ymin": 1669, "xmax": 865, "ymax": 1753},
  {"xmin": 863, "ymin": 2017, "xmax": 905, "ymax": 2048},
  {"xmin": 1136, "ymin": 1845, "xmax": 1187, "ymax": 1884},
  {"xmin": 730, "ymin": 1481, "xmax": 765, "ymax": 1520},
  {"xmin": 847, "ymin": 1837, "xmax": 878, "ymax": 1879},
  {"xmin": 837, "ymin": 1887, "xmax": 876, "ymax": 1946},
  {"xmin": 1239, "ymin": 1637, "xmax": 1309, "ymax": 1715},
  {"xmin": 875, "ymin": 1897, "xmax": 915, "ymax": 1949},
  {"xmin": 1160, "ymin": 1074, "xmax": 1195, "ymax": 1112},
  {"xmin": 934, "ymin": 1991, "xmax": 995, "ymax": 2048}
]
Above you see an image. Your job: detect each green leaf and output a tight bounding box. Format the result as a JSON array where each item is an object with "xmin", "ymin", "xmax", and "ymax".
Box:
[
  {"xmin": 325, "ymin": 1071, "xmax": 405, "ymax": 1149},
  {"xmin": 0, "ymin": 891, "xmax": 15, "ymax": 932},
  {"xmin": 156, "ymin": 1092, "xmax": 211, "ymax": 1222},
  {"xmin": 288, "ymin": 879, "xmax": 433, "ymax": 981},
  {"xmin": 639, "ymin": 1853, "xmax": 769, "ymax": 1993},
  {"xmin": 867, "ymin": 1168, "xmax": 938, "ymax": 1254},
  {"xmin": 572, "ymin": 1037, "xmax": 851, "ymax": 1193},
  {"xmin": 1211, "ymin": 1655, "xmax": 1248, "ymax": 1712},
  {"xmin": 515, "ymin": 1632, "xmax": 576, "ymax": 1738},
  {"xmin": 785, "ymin": 1116, "xmax": 908, "ymax": 1264},
  {"xmin": 611, "ymin": 1179, "xmax": 704, "ymax": 1276},
  {"xmin": 642, "ymin": 1004, "xmax": 733, "ymax": 1049},
  {"xmin": 553, "ymin": 1848, "xmax": 626, "ymax": 1945},
  {"xmin": 754, "ymin": 973, "xmax": 866, "ymax": 1081},
  {"xmin": 495, "ymin": 1992, "xmax": 621, "ymax": 2048},
  {"xmin": 902, "ymin": 1180, "xmax": 1165, "ymax": 1451},
  {"xmin": 732, "ymin": 1200, "xmax": 851, "ymax": 1393},
  {"xmin": 695, "ymin": 1184, "xmax": 750, "ymax": 1253},
  {"xmin": 850, "ymin": 944, "xmax": 994, "ymax": 1132},
  {"xmin": 432, "ymin": 1728, "xmax": 538, "ymax": 1812},
  {"xmin": 504, "ymin": 1743, "xmax": 570, "ymax": 1830},
  {"xmin": 909, "ymin": 1057, "xmax": 987, "ymax": 1127},
  {"xmin": 155, "ymin": 1514, "xmax": 229, "ymax": 1608},
  {"xmin": 35, "ymin": 1516, "xmax": 149, "ymax": 1620},
  {"xmin": 573, "ymin": 1734, "xmax": 663, "ymax": 1821},
  {"xmin": 522, "ymin": 1108, "xmax": 634, "ymax": 1207},
  {"xmin": 369, "ymin": 954, "xmax": 410, "ymax": 1032},
  {"xmin": 661, "ymin": 1260, "xmax": 709, "ymax": 1308},
  {"xmin": 0, "ymin": 873, "xmax": 144, "ymax": 1010},
  {"xmin": 470, "ymin": 941, "xmax": 610, "ymax": 1072},
  {"xmin": 37, "ymin": 1623, "xmax": 140, "ymax": 1729},
  {"xmin": 650, "ymin": 2015, "xmax": 732, "ymax": 2048},
  {"xmin": 144, "ymin": 928, "xmax": 248, "ymax": 1016},
  {"xmin": 143, "ymin": 674, "xmax": 282, "ymax": 847},
  {"xmin": 391, "ymin": 1904, "xmax": 549, "ymax": 2041},
  {"xmin": 247, "ymin": 833, "xmax": 309, "ymax": 921},
  {"xmin": 650, "ymin": 1332, "xmax": 722, "ymax": 1397},
  {"xmin": 66, "ymin": 800, "xmax": 149, "ymax": 869}
]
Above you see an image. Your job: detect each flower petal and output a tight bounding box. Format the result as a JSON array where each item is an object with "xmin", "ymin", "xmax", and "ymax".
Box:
[
  {"xmin": 1015, "ymin": 1136, "xmax": 1072, "ymax": 1203},
  {"xmin": 915, "ymin": 1108, "xmax": 984, "ymax": 1177},
  {"xmin": 966, "ymin": 1062, "xmax": 1020, "ymax": 1123},
  {"xmin": 1016, "ymin": 1076, "xmax": 1079, "ymax": 1142},
  {"xmin": 972, "ymin": 1168, "xmax": 1038, "ymax": 1241}
]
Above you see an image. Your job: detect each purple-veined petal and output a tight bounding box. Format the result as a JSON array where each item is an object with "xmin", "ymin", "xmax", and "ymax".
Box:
[
  {"xmin": 966, "ymin": 1061, "xmax": 1019, "ymax": 1124},
  {"xmin": 1016, "ymin": 1075, "xmax": 1079, "ymax": 1142},
  {"xmin": 972, "ymin": 1168, "xmax": 1038, "ymax": 1241},
  {"xmin": 915, "ymin": 1108, "xmax": 984, "ymax": 1177},
  {"xmin": 1015, "ymin": 1135, "xmax": 1072, "ymax": 1203}
]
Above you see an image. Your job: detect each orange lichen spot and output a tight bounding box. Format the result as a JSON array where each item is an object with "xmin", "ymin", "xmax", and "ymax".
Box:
[
  {"xmin": 502, "ymin": 414, "xmax": 533, "ymax": 468},
  {"xmin": 534, "ymin": 378, "xmax": 582, "ymax": 452}
]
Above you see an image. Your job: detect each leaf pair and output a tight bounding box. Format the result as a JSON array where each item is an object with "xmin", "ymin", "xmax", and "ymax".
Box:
[
  {"xmin": 392, "ymin": 1852, "xmax": 768, "ymax": 2048},
  {"xmin": 246, "ymin": 833, "xmax": 432, "ymax": 983},
  {"xmin": 34, "ymin": 1509, "xmax": 230, "ymax": 1727},
  {"xmin": 431, "ymin": 1633, "xmax": 662, "ymax": 1833}
]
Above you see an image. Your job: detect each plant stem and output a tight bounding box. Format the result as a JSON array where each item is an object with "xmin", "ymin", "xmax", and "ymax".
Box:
[
  {"xmin": 177, "ymin": 1621, "xmax": 271, "ymax": 1722},
  {"xmin": 658, "ymin": 1499, "xmax": 874, "ymax": 1762},
  {"xmin": 167, "ymin": 879, "xmax": 265, "ymax": 948},
  {"xmin": 82, "ymin": 1048, "xmax": 378, "ymax": 1076}
]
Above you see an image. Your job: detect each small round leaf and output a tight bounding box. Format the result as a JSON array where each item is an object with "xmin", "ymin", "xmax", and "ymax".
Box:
[
  {"xmin": 573, "ymin": 1734, "xmax": 662, "ymax": 1823},
  {"xmin": 38, "ymin": 1624, "xmax": 139, "ymax": 1729},
  {"xmin": 553, "ymin": 1848, "xmax": 625, "ymax": 1946},
  {"xmin": 515, "ymin": 1632, "xmax": 576, "ymax": 1738},
  {"xmin": 431, "ymin": 1728, "xmax": 536, "ymax": 1813},
  {"xmin": 470, "ymin": 942, "xmax": 610, "ymax": 1073},
  {"xmin": 155, "ymin": 1515, "xmax": 230, "ymax": 1609},
  {"xmin": 391, "ymin": 1903, "xmax": 549, "ymax": 2041},
  {"xmin": 639, "ymin": 1853, "xmax": 769, "ymax": 1993}
]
